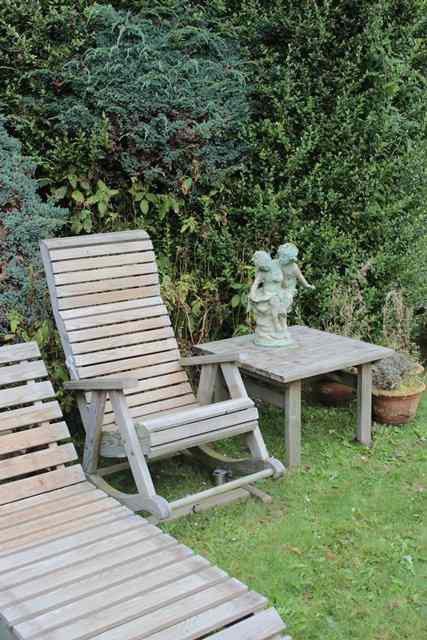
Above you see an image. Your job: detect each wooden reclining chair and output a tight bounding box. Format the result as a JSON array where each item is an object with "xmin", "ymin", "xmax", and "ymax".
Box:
[
  {"xmin": 0, "ymin": 341, "xmax": 290, "ymax": 639},
  {"xmin": 40, "ymin": 231, "xmax": 284, "ymax": 520}
]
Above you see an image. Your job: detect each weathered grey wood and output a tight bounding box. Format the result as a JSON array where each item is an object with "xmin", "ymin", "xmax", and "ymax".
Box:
[
  {"xmin": 42, "ymin": 229, "xmax": 149, "ymax": 250},
  {"xmin": 150, "ymin": 488, "xmax": 251, "ymax": 523},
  {"xmin": 0, "ymin": 337, "xmax": 288, "ymax": 639},
  {"xmin": 0, "ymin": 467, "xmax": 85, "ymax": 506},
  {"xmin": 357, "ymin": 363, "xmax": 372, "ymax": 446},
  {"xmin": 0, "ymin": 359, "xmax": 47, "ymax": 385},
  {"xmin": 207, "ymin": 607, "xmax": 286, "ymax": 639},
  {"xmin": 170, "ymin": 469, "xmax": 273, "ymax": 511},
  {"xmin": 54, "ymin": 262, "xmax": 156, "ymax": 285},
  {"xmin": 0, "ymin": 422, "xmax": 70, "ymax": 456},
  {"xmin": 56, "ymin": 272, "xmax": 159, "ymax": 298},
  {"xmin": 82, "ymin": 391, "xmax": 107, "ymax": 474},
  {"xmin": 41, "ymin": 231, "xmax": 283, "ymax": 520},
  {"xmin": 149, "ymin": 422, "xmax": 259, "ymax": 460},
  {"xmin": 0, "ymin": 341, "xmax": 40, "ymax": 364},
  {"xmin": 141, "ymin": 398, "xmax": 253, "ymax": 432},
  {"xmin": 52, "ymin": 250, "xmax": 155, "ymax": 273},
  {"xmin": 109, "ymin": 390, "xmax": 171, "ymax": 519},
  {"xmin": 220, "ymin": 363, "xmax": 248, "ymax": 399},
  {"xmin": 197, "ymin": 364, "xmax": 218, "ymax": 405},
  {"xmin": 64, "ymin": 378, "xmax": 138, "ymax": 391},
  {"xmin": 0, "ymin": 380, "xmax": 55, "ymax": 409},
  {"xmin": 197, "ymin": 327, "xmax": 394, "ymax": 467},
  {"xmin": 68, "ymin": 315, "xmax": 170, "ymax": 343},
  {"xmin": 128, "ymin": 591, "xmax": 268, "ymax": 640},
  {"xmin": 284, "ymin": 380, "xmax": 301, "ymax": 468},
  {"xmin": 180, "ymin": 353, "xmax": 243, "ymax": 367},
  {"xmin": 196, "ymin": 327, "xmax": 393, "ymax": 385},
  {"xmin": 61, "ymin": 296, "xmax": 163, "ymax": 323},
  {"xmin": 0, "ymin": 401, "xmax": 62, "ymax": 432},
  {"xmin": 58, "ymin": 285, "xmax": 161, "ymax": 311}
]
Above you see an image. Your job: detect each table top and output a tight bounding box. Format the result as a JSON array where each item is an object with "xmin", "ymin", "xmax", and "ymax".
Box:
[{"xmin": 196, "ymin": 325, "xmax": 394, "ymax": 384}]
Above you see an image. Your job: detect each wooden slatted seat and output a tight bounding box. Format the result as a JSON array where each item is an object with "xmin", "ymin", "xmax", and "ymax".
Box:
[
  {"xmin": 41, "ymin": 231, "xmax": 284, "ymax": 520},
  {"xmin": 0, "ymin": 342, "xmax": 290, "ymax": 640}
]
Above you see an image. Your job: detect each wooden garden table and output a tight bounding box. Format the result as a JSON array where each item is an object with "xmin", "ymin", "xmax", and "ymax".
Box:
[{"xmin": 196, "ymin": 326, "xmax": 393, "ymax": 468}]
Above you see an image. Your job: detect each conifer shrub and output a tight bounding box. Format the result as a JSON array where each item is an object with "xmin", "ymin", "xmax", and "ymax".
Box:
[
  {"xmin": 0, "ymin": 118, "xmax": 68, "ymax": 333},
  {"xmin": 0, "ymin": 0, "xmax": 426, "ymax": 347}
]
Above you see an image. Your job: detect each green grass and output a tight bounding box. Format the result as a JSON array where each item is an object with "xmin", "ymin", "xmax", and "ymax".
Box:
[{"xmin": 149, "ymin": 394, "xmax": 427, "ymax": 640}]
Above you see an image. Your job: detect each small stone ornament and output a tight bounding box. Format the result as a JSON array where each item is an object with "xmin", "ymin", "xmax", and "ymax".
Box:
[{"xmin": 248, "ymin": 243, "xmax": 315, "ymax": 348}]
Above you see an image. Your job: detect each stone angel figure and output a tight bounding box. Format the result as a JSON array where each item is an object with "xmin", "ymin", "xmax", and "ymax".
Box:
[
  {"xmin": 248, "ymin": 244, "xmax": 315, "ymax": 348},
  {"xmin": 276, "ymin": 242, "xmax": 315, "ymax": 316},
  {"xmin": 248, "ymin": 251, "xmax": 293, "ymax": 347}
]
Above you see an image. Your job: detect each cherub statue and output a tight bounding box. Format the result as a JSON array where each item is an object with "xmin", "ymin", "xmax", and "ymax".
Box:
[
  {"xmin": 248, "ymin": 250, "xmax": 293, "ymax": 347},
  {"xmin": 276, "ymin": 242, "xmax": 315, "ymax": 315}
]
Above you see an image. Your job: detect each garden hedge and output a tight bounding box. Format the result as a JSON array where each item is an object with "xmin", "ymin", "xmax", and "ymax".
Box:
[{"xmin": 1, "ymin": 0, "xmax": 426, "ymax": 348}]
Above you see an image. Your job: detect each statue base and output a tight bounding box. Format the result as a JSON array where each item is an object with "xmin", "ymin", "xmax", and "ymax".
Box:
[{"xmin": 253, "ymin": 334, "xmax": 295, "ymax": 348}]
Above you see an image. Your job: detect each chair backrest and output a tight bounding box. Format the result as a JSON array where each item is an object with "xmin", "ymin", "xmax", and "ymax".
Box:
[
  {"xmin": 40, "ymin": 231, "xmax": 197, "ymax": 428},
  {"xmin": 0, "ymin": 342, "xmax": 84, "ymax": 505}
]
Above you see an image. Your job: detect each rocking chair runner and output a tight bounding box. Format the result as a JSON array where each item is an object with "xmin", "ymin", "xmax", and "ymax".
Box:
[
  {"xmin": 40, "ymin": 231, "xmax": 284, "ymax": 520},
  {"xmin": 0, "ymin": 342, "xmax": 290, "ymax": 639}
]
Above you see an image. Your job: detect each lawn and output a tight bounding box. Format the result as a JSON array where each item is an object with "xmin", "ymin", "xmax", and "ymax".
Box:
[{"xmin": 150, "ymin": 392, "xmax": 427, "ymax": 640}]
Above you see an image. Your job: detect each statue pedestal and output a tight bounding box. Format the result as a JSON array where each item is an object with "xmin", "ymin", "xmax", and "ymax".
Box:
[{"xmin": 254, "ymin": 334, "xmax": 296, "ymax": 348}]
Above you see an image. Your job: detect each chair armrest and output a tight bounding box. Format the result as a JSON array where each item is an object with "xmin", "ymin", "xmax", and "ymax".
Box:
[
  {"xmin": 64, "ymin": 378, "xmax": 139, "ymax": 392},
  {"xmin": 180, "ymin": 353, "xmax": 245, "ymax": 367}
]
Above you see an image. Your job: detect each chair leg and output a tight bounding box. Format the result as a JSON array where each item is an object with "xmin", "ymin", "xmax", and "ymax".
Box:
[{"xmin": 108, "ymin": 391, "xmax": 172, "ymax": 520}]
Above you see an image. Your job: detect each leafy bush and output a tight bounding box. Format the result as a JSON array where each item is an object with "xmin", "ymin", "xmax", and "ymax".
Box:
[
  {"xmin": 0, "ymin": 117, "xmax": 68, "ymax": 333},
  {"xmin": 220, "ymin": 0, "xmax": 427, "ymax": 338},
  {"xmin": 0, "ymin": 0, "xmax": 426, "ymax": 349}
]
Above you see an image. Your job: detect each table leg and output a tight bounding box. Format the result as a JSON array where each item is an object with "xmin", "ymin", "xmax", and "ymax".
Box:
[
  {"xmin": 357, "ymin": 363, "xmax": 372, "ymax": 446},
  {"xmin": 284, "ymin": 380, "xmax": 302, "ymax": 467}
]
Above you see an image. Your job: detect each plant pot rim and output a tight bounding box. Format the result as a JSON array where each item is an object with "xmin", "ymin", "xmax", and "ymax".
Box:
[{"xmin": 372, "ymin": 382, "xmax": 426, "ymax": 398}]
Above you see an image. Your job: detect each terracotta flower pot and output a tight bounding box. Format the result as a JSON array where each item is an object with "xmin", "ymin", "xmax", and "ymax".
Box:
[
  {"xmin": 318, "ymin": 381, "xmax": 354, "ymax": 406},
  {"xmin": 372, "ymin": 382, "xmax": 426, "ymax": 425}
]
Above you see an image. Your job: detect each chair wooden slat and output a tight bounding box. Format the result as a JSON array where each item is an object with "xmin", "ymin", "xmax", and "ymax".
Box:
[
  {"xmin": 0, "ymin": 422, "xmax": 70, "ymax": 455},
  {"xmin": 71, "ymin": 326, "xmax": 175, "ymax": 355},
  {"xmin": 0, "ymin": 381, "xmax": 55, "ymax": 409},
  {"xmin": 104, "ymin": 383, "xmax": 194, "ymax": 415},
  {"xmin": 44, "ymin": 230, "xmax": 150, "ymax": 251},
  {"xmin": 0, "ymin": 342, "xmax": 40, "ymax": 364},
  {"xmin": 150, "ymin": 407, "xmax": 258, "ymax": 448},
  {"xmin": 18, "ymin": 567, "xmax": 230, "ymax": 640},
  {"xmin": 102, "ymin": 395, "xmax": 197, "ymax": 427},
  {"xmin": 68, "ymin": 315, "xmax": 170, "ymax": 343},
  {"xmin": 0, "ymin": 360, "xmax": 47, "ymax": 385},
  {"xmin": 0, "ymin": 467, "xmax": 85, "ymax": 507},
  {"xmin": 56, "ymin": 273, "xmax": 159, "ymax": 298},
  {"xmin": 206, "ymin": 607, "xmax": 286, "ymax": 640},
  {"xmin": 2, "ymin": 543, "xmax": 191, "ymax": 624},
  {"xmin": 0, "ymin": 401, "xmax": 62, "ymax": 432},
  {"xmin": 78, "ymin": 349, "xmax": 181, "ymax": 378},
  {"xmin": 57, "ymin": 285, "xmax": 161, "ymax": 310},
  {"xmin": 71, "ymin": 579, "xmax": 248, "ymax": 640},
  {"xmin": 73, "ymin": 338, "xmax": 178, "ymax": 367},
  {"xmin": 0, "ymin": 443, "xmax": 77, "ymax": 482},
  {"xmin": 0, "ymin": 495, "xmax": 114, "ymax": 543},
  {"xmin": 54, "ymin": 262, "xmax": 157, "ymax": 285},
  {"xmin": 52, "ymin": 251, "xmax": 155, "ymax": 273},
  {"xmin": 49, "ymin": 240, "xmax": 152, "ymax": 261},
  {"xmin": 140, "ymin": 592, "xmax": 268, "ymax": 640},
  {"xmin": 60, "ymin": 295, "xmax": 163, "ymax": 322},
  {"xmin": 0, "ymin": 505, "xmax": 129, "ymax": 555}
]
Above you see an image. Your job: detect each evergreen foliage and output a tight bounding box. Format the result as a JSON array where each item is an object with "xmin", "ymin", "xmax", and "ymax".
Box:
[
  {"xmin": 0, "ymin": 0, "xmax": 425, "ymax": 346},
  {"xmin": 222, "ymin": 0, "xmax": 427, "ymax": 334},
  {"xmin": 0, "ymin": 118, "xmax": 68, "ymax": 331}
]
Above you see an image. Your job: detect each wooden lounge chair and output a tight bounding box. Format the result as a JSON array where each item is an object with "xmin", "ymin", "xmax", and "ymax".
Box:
[
  {"xmin": 40, "ymin": 231, "xmax": 284, "ymax": 520},
  {"xmin": 0, "ymin": 341, "xmax": 290, "ymax": 640}
]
